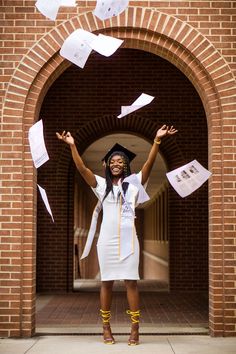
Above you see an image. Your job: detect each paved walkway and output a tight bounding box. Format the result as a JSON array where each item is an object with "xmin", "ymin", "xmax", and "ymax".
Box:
[
  {"xmin": 1, "ymin": 334, "xmax": 236, "ymax": 354},
  {"xmin": 36, "ymin": 289, "xmax": 208, "ymax": 334},
  {"xmin": 1, "ymin": 282, "xmax": 235, "ymax": 354}
]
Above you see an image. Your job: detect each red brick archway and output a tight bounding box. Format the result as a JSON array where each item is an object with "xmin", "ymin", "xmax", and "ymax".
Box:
[{"xmin": 2, "ymin": 8, "xmax": 236, "ymax": 337}]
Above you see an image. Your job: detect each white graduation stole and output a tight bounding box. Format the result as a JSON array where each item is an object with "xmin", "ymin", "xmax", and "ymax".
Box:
[
  {"xmin": 123, "ymin": 174, "xmax": 150, "ymax": 203},
  {"xmin": 117, "ymin": 180, "xmax": 136, "ymax": 261},
  {"xmin": 80, "ymin": 201, "xmax": 102, "ymax": 259}
]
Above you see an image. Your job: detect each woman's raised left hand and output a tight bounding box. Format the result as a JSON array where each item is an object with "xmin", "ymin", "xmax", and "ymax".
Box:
[{"xmin": 155, "ymin": 125, "xmax": 178, "ymax": 140}]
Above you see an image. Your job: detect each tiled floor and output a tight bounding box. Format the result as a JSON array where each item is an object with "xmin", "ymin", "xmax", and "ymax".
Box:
[{"xmin": 36, "ymin": 280, "xmax": 209, "ymax": 334}]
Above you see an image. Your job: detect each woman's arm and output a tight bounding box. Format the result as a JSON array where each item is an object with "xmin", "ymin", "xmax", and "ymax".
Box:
[
  {"xmin": 141, "ymin": 125, "xmax": 178, "ymax": 185},
  {"xmin": 56, "ymin": 131, "xmax": 97, "ymax": 188}
]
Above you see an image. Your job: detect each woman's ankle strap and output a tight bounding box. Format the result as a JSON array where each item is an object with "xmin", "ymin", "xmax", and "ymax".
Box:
[
  {"xmin": 100, "ymin": 309, "xmax": 111, "ymax": 324},
  {"xmin": 126, "ymin": 310, "xmax": 140, "ymax": 323}
]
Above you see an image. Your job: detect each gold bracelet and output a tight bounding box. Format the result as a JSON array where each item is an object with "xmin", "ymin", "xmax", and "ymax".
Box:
[{"xmin": 154, "ymin": 138, "xmax": 161, "ymax": 145}]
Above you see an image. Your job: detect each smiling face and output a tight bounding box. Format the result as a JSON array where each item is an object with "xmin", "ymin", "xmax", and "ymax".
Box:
[{"xmin": 109, "ymin": 154, "xmax": 125, "ymax": 177}]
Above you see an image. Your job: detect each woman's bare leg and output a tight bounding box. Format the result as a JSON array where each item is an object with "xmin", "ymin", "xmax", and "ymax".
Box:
[
  {"xmin": 124, "ymin": 280, "xmax": 140, "ymax": 345},
  {"xmin": 125, "ymin": 280, "xmax": 139, "ymax": 310},
  {"xmin": 100, "ymin": 281, "xmax": 115, "ymax": 344},
  {"xmin": 100, "ymin": 280, "xmax": 114, "ymax": 310}
]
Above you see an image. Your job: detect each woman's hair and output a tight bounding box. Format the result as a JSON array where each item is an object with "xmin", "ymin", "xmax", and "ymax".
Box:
[{"xmin": 102, "ymin": 151, "xmax": 131, "ymax": 202}]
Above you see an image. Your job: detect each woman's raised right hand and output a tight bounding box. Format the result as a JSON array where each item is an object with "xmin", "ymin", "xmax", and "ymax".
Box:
[{"xmin": 56, "ymin": 131, "xmax": 74, "ymax": 146}]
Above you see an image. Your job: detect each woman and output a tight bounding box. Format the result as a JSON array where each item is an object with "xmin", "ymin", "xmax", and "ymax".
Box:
[{"xmin": 56, "ymin": 125, "xmax": 177, "ymax": 345}]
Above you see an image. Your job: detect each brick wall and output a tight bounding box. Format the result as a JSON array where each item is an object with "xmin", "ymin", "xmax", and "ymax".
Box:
[
  {"xmin": 0, "ymin": 0, "xmax": 235, "ymax": 337},
  {"xmin": 1, "ymin": 1, "xmax": 236, "ymax": 88}
]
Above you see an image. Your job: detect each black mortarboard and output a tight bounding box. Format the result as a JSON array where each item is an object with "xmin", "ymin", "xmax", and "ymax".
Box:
[{"xmin": 102, "ymin": 143, "xmax": 136, "ymax": 163}]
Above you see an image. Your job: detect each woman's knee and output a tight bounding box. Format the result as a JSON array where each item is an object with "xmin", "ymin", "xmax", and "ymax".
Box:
[
  {"xmin": 124, "ymin": 280, "xmax": 137, "ymax": 289},
  {"xmin": 101, "ymin": 280, "xmax": 114, "ymax": 290}
]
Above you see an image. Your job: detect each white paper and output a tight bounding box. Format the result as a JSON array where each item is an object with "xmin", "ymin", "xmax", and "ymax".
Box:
[
  {"xmin": 28, "ymin": 119, "xmax": 49, "ymax": 169},
  {"xmin": 117, "ymin": 93, "xmax": 155, "ymax": 118},
  {"xmin": 166, "ymin": 160, "xmax": 212, "ymax": 198},
  {"xmin": 123, "ymin": 174, "xmax": 150, "ymax": 203},
  {"xmin": 60, "ymin": 0, "xmax": 76, "ymax": 5},
  {"xmin": 60, "ymin": 29, "xmax": 97, "ymax": 68},
  {"xmin": 36, "ymin": 0, "xmax": 76, "ymax": 21},
  {"xmin": 36, "ymin": 0, "xmax": 60, "ymax": 21},
  {"xmin": 37, "ymin": 184, "xmax": 54, "ymax": 222},
  {"xmin": 93, "ymin": 0, "xmax": 129, "ymax": 20},
  {"xmin": 89, "ymin": 33, "xmax": 123, "ymax": 57}
]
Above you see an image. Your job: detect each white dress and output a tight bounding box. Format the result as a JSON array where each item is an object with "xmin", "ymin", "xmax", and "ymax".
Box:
[{"xmin": 91, "ymin": 172, "xmax": 143, "ymax": 281}]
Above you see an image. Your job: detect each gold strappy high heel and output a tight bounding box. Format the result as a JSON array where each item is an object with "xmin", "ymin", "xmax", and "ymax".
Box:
[
  {"xmin": 126, "ymin": 310, "xmax": 140, "ymax": 345},
  {"xmin": 100, "ymin": 309, "xmax": 115, "ymax": 345}
]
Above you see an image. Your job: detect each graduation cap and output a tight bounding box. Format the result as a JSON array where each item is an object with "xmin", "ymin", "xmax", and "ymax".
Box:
[{"xmin": 102, "ymin": 143, "xmax": 136, "ymax": 164}]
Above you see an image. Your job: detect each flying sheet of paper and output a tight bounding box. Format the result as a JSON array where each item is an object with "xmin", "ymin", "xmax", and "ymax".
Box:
[
  {"xmin": 60, "ymin": 29, "xmax": 97, "ymax": 68},
  {"xmin": 28, "ymin": 119, "xmax": 49, "ymax": 169},
  {"xmin": 123, "ymin": 174, "xmax": 150, "ymax": 203},
  {"xmin": 93, "ymin": 0, "xmax": 129, "ymax": 20},
  {"xmin": 35, "ymin": 0, "xmax": 60, "ymax": 21},
  {"xmin": 166, "ymin": 160, "xmax": 212, "ymax": 198},
  {"xmin": 89, "ymin": 33, "xmax": 124, "ymax": 57},
  {"xmin": 37, "ymin": 184, "xmax": 54, "ymax": 222},
  {"xmin": 60, "ymin": 0, "xmax": 76, "ymax": 5},
  {"xmin": 36, "ymin": 0, "xmax": 76, "ymax": 21},
  {"xmin": 60, "ymin": 30, "xmax": 123, "ymax": 67},
  {"xmin": 117, "ymin": 93, "xmax": 155, "ymax": 118}
]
